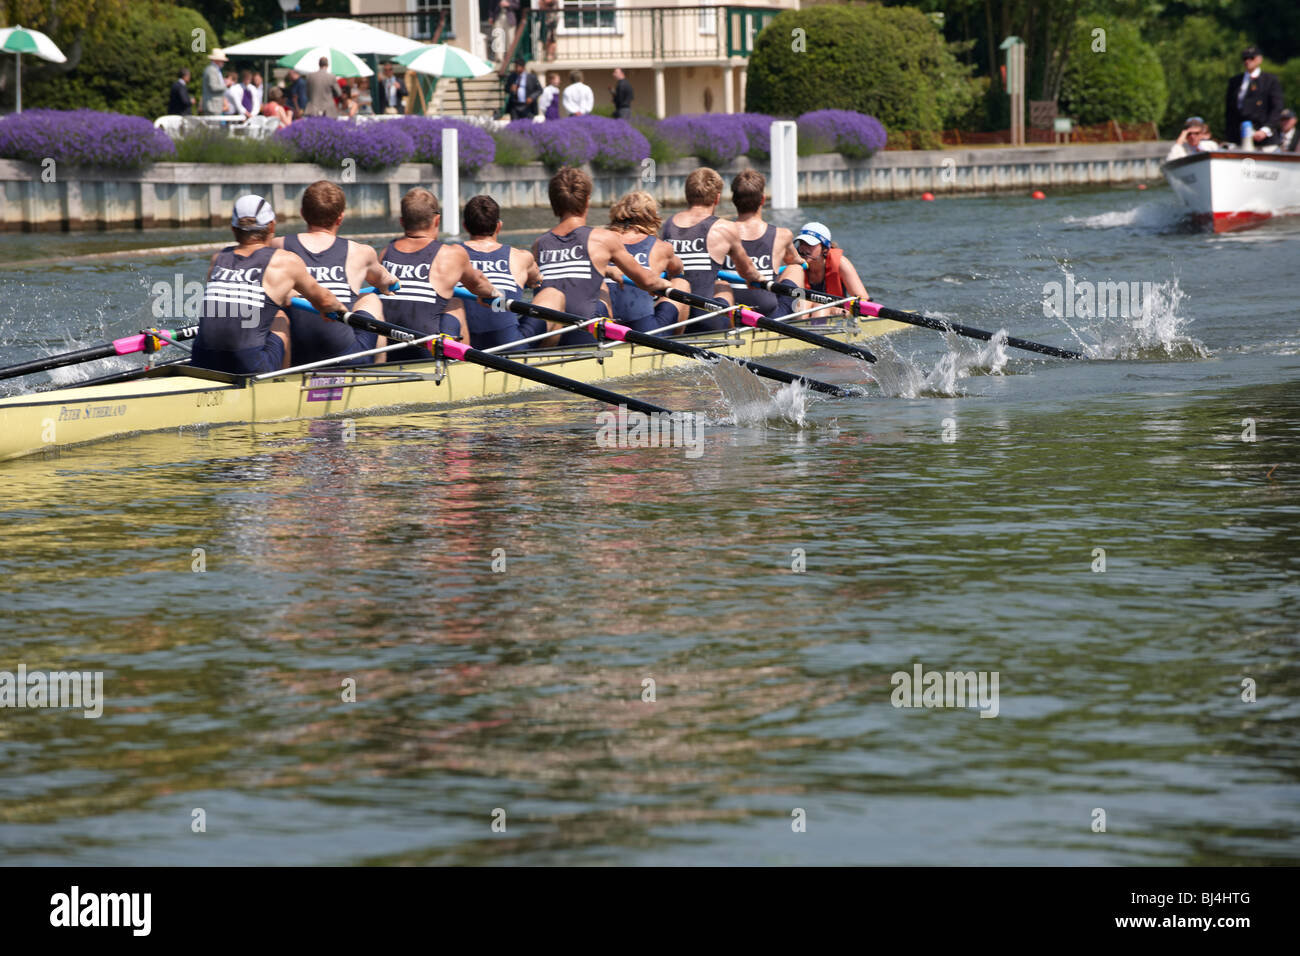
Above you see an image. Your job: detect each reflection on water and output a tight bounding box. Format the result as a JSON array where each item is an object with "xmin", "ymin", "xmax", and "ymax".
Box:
[{"xmin": 1, "ymin": 190, "xmax": 1298, "ymax": 864}]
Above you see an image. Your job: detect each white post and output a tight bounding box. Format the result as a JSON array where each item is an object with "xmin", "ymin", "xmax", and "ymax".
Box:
[
  {"xmin": 770, "ymin": 120, "xmax": 797, "ymax": 210},
  {"xmin": 441, "ymin": 127, "xmax": 459, "ymax": 236}
]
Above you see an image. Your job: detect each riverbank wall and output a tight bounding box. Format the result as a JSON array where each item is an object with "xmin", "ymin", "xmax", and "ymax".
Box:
[{"xmin": 0, "ymin": 142, "xmax": 1168, "ymax": 231}]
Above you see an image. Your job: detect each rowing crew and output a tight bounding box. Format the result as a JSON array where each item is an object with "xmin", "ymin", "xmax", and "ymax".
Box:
[{"xmin": 189, "ymin": 166, "xmax": 872, "ymax": 376}]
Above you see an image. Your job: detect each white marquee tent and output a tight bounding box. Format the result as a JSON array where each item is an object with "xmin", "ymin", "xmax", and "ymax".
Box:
[{"xmin": 222, "ymin": 18, "xmax": 424, "ymax": 58}]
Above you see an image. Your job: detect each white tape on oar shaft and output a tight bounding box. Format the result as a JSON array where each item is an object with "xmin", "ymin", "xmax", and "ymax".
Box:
[{"xmin": 256, "ymin": 334, "xmax": 439, "ymax": 379}]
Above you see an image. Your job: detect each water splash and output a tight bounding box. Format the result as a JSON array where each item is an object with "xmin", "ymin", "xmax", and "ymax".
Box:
[
  {"xmin": 865, "ymin": 328, "xmax": 1010, "ymax": 398},
  {"xmin": 1050, "ymin": 270, "xmax": 1209, "ymax": 360},
  {"xmin": 705, "ymin": 357, "xmax": 810, "ymax": 427},
  {"xmin": 1063, "ymin": 203, "xmax": 1192, "ymax": 234}
]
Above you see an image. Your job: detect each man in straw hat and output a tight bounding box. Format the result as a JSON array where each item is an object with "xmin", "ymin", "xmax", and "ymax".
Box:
[{"xmin": 201, "ymin": 48, "xmax": 229, "ymax": 116}]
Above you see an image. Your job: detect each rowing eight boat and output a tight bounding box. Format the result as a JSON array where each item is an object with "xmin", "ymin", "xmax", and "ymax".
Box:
[{"xmin": 0, "ymin": 313, "xmax": 901, "ymax": 462}]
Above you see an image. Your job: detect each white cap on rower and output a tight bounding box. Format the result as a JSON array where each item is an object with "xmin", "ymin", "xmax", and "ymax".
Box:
[
  {"xmin": 796, "ymin": 222, "xmax": 831, "ymax": 247},
  {"xmin": 232, "ymin": 194, "xmax": 275, "ymax": 228}
]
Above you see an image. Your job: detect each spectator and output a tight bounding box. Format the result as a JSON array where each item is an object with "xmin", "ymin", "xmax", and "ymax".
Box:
[
  {"xmin": 539, "ymin": 0, "xmax": 559, "ymax": 62},
  {"xmin": 304, "ymin": 56, "xmax": 343, "ymax": 118},
  {"xmin": 376, "ymin": 61, "xmax": 407, "ymax": 114},
  {"xmin": 226, "ymin": 69, "xmax": 253, "ymax": 119},
  {"xmin": 495, "ymin": 0, "xmax": 521, "ymax": 49},
  {"xmin": 505, "ymin": 59, "xmax": 540, "ymax": 120},
  {"xmin": 1275, "ymin": 108, "xmax": 1298, "ymax": 152},
  {"xmin": 261, "ymin": 86, "xmax": 293, "ymax": 129},
  {"xmin": 562, "ymin": 69, "xmax": 593, "ymax": 117},
  {"xmin": 284, "ymin": 69, "xmax": 308, "ymax": 119},
  {"xmin": 249, "ymin": 72, "xmax": 265, "ymax": 116},
  {"xmin": 1226, "ymin": 45, "xmax": 1283, "ymax": 147},
  {"xmin": 538, "ymin": 71, "xmax": 561, "ymax": 121},
  {"xmin": 610, "ymin": 67, "xmax": 633, "ymax": 120},
  {"xmin": 344, "ymin": 83, "xmax": 362, "ymax": 119},
  {"xmin": 480, "ymin": 0, "xmax": 497, "ymax": 64},
  {"xmin": 1165, "ymin": 117, "xmax": 1218, "ymax": 162},
  {"xmin": 201, "ymin": 49, "xmax": 227, "ymax": 116},
  {"xmin": 168, "ymin": 67, "xmax": 194, "ymax": 116}
]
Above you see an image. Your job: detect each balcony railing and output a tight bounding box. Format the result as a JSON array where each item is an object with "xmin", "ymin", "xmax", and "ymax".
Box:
[{"xmin": 331, "ymin": 5, "xmax": 784, "ymax": 67}]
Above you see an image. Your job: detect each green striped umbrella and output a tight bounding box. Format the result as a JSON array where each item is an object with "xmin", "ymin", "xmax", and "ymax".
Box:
[
  {"xmin": 0, "ymin": 26, "xmax": 67, "ymax": 113},
  {"xmin": 276, "ymin": 46, "xmax": 374, "ymax": 79},
  {"xmin": 396, "ymin": 44, "xmax": 493, "ymax": 79}
]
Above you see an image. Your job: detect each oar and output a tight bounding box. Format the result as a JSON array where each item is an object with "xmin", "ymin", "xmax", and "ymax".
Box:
[
  {"xmin": 452, "ymin": 286, "xmax": 858, "ymax": 399},
  {"xmin": 289, "ymin": 298, "xmax": 673, "ymax": 415},
  {"xmin": 719, "ymin": 270, "xmax": 1083, "ymax": 360},
  {"xmin": 0, "ymin": 327, "xmax": 197, "ymax": 382},
  {"xmin": 657, "ymin": 285, "xmax": 877, "ymax": 364}
]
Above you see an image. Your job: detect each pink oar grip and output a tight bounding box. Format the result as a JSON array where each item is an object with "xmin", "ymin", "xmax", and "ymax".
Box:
[
  {"xmin": 598, "ymin": 321, "xmax": 630, "ymax": 341},
  {"xmin": 738, "ymin": 308, "xmax": 762, "ymax": 327},
  {"xmin": 113, "ymin": 334, "xmax": 148, "ymax": 355},
  {"xmin": 857, "ymin": 301, "xmax": 883, "ymax": 317},
  {"xmin": 438, "ymin": 338, "xmax": 469, "ymax": 361}
]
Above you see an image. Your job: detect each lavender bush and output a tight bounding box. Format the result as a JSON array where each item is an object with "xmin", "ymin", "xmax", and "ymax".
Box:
[
  {"xmin": 565, "ymin": 116, "xmax": 650, "ymax": 172},
  {"xmin": 796, "ymin": 109, "xmax": 887, "ymax": 159},
  {"xmin": 274, "ymin": 118, "xmax": 414, "ymax": 171},
  {"xmin": 507, "ymin": 119, "xmax": 596, "ymax": 167},
  {"xmin": 735, "ymin": 112, "xmax": 777, "ymax": 161},
  {"xmin": 392, "ymin": 116, "xmax": 495, "ymax": 172},
  {"xmin": 0, "ymin": 109, "xmax": 174, "ymax": 169},
  {"xmin": 657, "ymin": 114, "xmax": 749, "ymax": 166}
]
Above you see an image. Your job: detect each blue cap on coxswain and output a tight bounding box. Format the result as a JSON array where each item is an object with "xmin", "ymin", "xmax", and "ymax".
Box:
[
  {"xmin": 232, "ymin": 194, "xmax": 275, "ymax": 228},
  {"xmin": 796, "ymin": 222, "xmax": 831, "ymax": 248}
]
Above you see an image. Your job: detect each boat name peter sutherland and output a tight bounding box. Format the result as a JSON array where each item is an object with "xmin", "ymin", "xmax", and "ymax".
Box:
[{"xmin": 57, "ymin": 403, "xmax": 128, "ymax": 422}]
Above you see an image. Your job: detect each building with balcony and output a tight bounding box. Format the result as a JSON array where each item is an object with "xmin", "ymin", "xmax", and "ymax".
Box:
[{"xmin": 347, "ymin": 1, "xmax": 796, "ymax": 118}]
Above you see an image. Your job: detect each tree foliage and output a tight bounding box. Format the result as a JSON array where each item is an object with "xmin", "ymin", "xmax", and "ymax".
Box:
[
  {"xmin": 1059, "ymin": 19, "xmax": 1168, "ymax": 125},
  {"xmin": 745, "ymin": 4, "xmax": 978, "ymax": 135},
  {"xmin": 1154, "ymin": 15, "xmax": 1247, "ymax": 137},
  {"xmin": 18, "ymin": 2, "xmax": 216, "ymax": 118}
]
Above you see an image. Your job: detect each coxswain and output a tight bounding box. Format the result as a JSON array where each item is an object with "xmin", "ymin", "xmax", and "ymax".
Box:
[
  {"xmin": 602, "ymin": 190, "xmax": 686, "ymax": 334},
  {"xmin": 793, "ymin": 222, "xmax": 870, "ymax": 321},
  {"xmin": 271, "ymin": 180, "xmax": 398, "ymax": 366},
  {"xmin": 190, "ymin": 194, "xmax": 344, "ymax": 374},
  {"xmin": 458, "ymin": 194, "xmax": 546, "ymax": 351},
  {"xmin": 724, "ymin": 169, "xmax": 805, "ymax": 318},
  {"xmin": 532, "ymin": 167, "xmax": 671, "ymax": 347},
  {"xmin": 659, "ymin": 167, "xmax": 762, "ymax": 331},
  {"xmin": 377, "ymin": 188, "xmax": 499, "ymax": 362}
]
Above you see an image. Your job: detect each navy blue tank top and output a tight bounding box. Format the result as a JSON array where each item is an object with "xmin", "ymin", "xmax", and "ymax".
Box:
[
  {"xmin": 380, "ymin": 238, "xmax": 457, "ymax": 361},
  {"xmin": 283, "ymin": 234, "xmax": 370, "ymax": 365},
  {"xmin": 607, "ymin": 234, "xmax": 656, "ymax": 326},
  {"xmin": 725, "ymin": 222, "xmax": 780, "ymax": 316},
  {"xmin": 194, "ymin": 245, "xmax": 280, "ymax": 355},
  {"xmin": 535, "ymin": 225, "xmax": 604, "ymax": 346},
  {"xmin": 463, "ymin": 242, "xmax": 521, "ymax": 335},
  {"xmin": 661, "ymin": 214, "xmax": 729, "ymax": 330}
]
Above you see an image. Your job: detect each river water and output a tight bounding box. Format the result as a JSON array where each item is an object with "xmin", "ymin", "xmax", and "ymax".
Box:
[{"xmin": 0, "ymin": 186, "xmax": 1296, "ymax": 865}]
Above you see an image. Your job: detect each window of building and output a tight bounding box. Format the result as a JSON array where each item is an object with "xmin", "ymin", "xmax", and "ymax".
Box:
[{"xmin": 559, "ymin": 0, "xmax": 620, "ymax": 36}]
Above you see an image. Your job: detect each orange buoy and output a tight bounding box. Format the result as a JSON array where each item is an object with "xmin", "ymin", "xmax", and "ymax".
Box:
[
  {"xmin": 1031, "ymin": 190, "xmax": 1046, "ymax": 200},
  {"xmin": 1137, "ymin": 184, "xmax": 1148, "ymax": 190},
  {"xmin": 920, "ymin": 192, "xmax": 935, "ymax": 201}
]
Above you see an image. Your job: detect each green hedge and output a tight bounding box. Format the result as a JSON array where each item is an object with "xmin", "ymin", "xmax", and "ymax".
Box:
[
  {"xmin": 21, "ymin": 2, "xmax": 216, "ymax": 118},
  {"xmin": 1154, "ymin": 16, "xmax": 1247, "ymax": 138},
  {"xmin": 745, "ymin": 4, "xmax": 977, "ymax": 134},
  {"xmin": 1060, "ymin": 20, "xmax": 1168, "ymax": 127}
]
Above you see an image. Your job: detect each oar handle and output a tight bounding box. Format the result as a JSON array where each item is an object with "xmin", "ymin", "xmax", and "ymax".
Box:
[{"xmin": 289, "ymin": 283, "xmax": 395, "ymax": 314}]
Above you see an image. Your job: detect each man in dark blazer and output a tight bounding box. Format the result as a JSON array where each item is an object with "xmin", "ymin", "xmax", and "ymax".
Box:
[
  {"xmin": 1278, "ymin": 109, "xmax": 1298, "ymax": 152},
  {"xmin": 168, "ymin": 68, "xmax": 194, "ymax": 115},
  {"xmin": 1225, "ymin": 45, "xmax": 1284, "ymax": 147},
  {"xmin": 375, "ymin": 61, "xmax": 407, "ymax": 114},
  {"xmin": 504, "ymin": 59, "xmax": 541, "ymax": 119}
]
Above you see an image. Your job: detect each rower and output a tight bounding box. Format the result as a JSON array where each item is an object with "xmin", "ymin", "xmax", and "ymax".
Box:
[
  {"xmin": 793, "ymin": 222, "xmax": 870, "ymax": 321},
  {"xmin": 190, "ymin": 195, "xmax": 345, "ymax": 374},
  {"xmin": 531, "ymin": 166, "xmax": 671, "ymax": 347},
  {"xmin": 724, "ymin": 170, "xmax": 805, "ymax": 318},
  {"xmin": 458, "ymin": 194, "xmax": 546, "ymax": 351},
  {"xmin": 378, "ymin": 188, "xmax": 499, "ymax": 362},
  {"xmin": 602, "ymin": 190, "xmax": 686, "ymax": 334},
  {"xmin": 659, "ymin": 167, "xmax": 763, "ymax": 331},
  {"xmin": 271, "ymin": 180, "xmax": 397, "ymax": 366}
]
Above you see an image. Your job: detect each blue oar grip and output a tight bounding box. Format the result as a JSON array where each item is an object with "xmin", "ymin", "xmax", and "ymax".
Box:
[{"xmin": 291, "ymin": 284, "xmax": 387, "ymax": 315}]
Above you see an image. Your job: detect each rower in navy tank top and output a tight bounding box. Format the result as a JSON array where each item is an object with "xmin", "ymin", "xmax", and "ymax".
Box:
[
  {"xmin": 602, "ymin": 190, "xmax": 685, "ymax": 335},
  {"xmin": 191, "ymin": 194, "xmax": 346, "ymax": 375},
  {"xmin": 724, "ymin": 170, "xmax": 806, "ymax": 319},
  {"xmin": 530, "ymin": 168, "xmax": 672, "ymax": 347},
  {"xmin": 270, "ymin": 180, "xmax": 398, "ymax": 367},
  {"xmin": 459, "ymin": 194, "xmax": 546, "ymax": 351},
  {"xmin": 378, "ymin": 237, "xmax": 459, "ymax": 362},
  {"xmin": 659, "ymin": 167, "xmax": 763, "ymax": 332}
]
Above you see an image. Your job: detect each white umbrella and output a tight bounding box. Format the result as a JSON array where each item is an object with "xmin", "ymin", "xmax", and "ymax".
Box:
[
  {"xmin": 396, "ymin": 44, "xmax": 493, "ymax": 79},
  {"xmin": 222, "ymin": 18, "xmax": 424, "ymax": 57},
  {"xmin": 0, "ymin": 25, "xmax": 67, "ymax": 113},
  {"xmin": 277, "ymin": 47, "xmax": 374, "ymax": 78}
]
